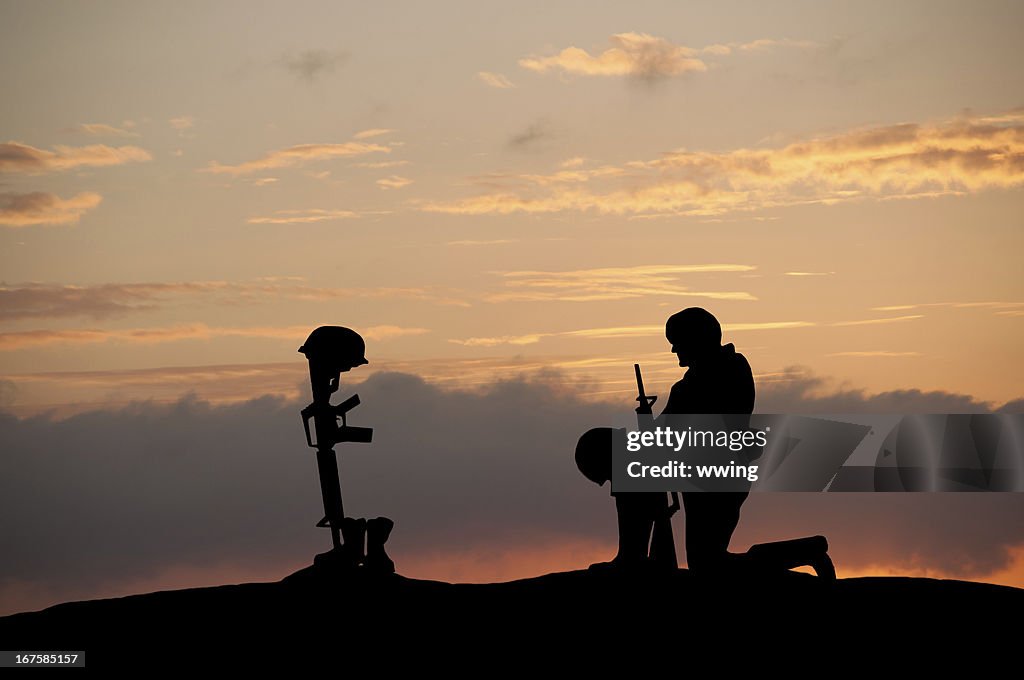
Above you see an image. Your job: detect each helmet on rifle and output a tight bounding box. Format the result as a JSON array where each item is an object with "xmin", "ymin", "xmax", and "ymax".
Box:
[{"xmin": 298, "ymin": 326, "xmax": 369, "ymax": 371}]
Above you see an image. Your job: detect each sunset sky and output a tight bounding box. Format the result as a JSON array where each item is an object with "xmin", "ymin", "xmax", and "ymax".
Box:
[{"xmin": 1, "ymin": 1, "xmax": 1023, "ymax": 615}]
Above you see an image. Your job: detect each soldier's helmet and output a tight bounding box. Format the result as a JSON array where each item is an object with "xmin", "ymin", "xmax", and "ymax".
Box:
[
  {"xmin": 665, "ymin": 307, "xmax": 722, "ymax": 347},
  {"xmin": 298, "ymin": 326, "xmax": 369, "ymax": 369}
]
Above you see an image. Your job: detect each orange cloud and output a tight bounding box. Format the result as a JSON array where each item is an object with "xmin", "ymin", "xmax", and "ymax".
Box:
[
  {"xmin": 202, "ymin": 142, "xmax": 389, "ymax": 176},
  {"xmin": 353, "ymin": 128, "xmax": 395, "ymax": 140},
  {"xmin": 827, "ymin": 351, "xmax": 924, "ymax": 357},
  {"xmin": 872, "ymin": 301, "xmax": 1024, "ymax": 312},
  {"xmin": 247, "ymin": 208, "xmax": 358, "ymax": 224},
  {"xmin": 0, "ymin": 142, "xmax": 151, "ymax": 174},
  {"xmin": 519, "ymin": 32, "xmax": 707, "ymax": 79},
  {"xmin": 486, "ymin": 263, "xmax": 758, "ymax": 303},
  {"xmin": 830, "ymin": 315, "xmax": 923, "ymax": 327},
  {"xmin": 477, "ymin": 71, "xmax": 515, "ymax": 88},
  {"xmin": 449, "ymin": 320, "xmax": 815, "ymax": 347},
  {"xmin": 448, "ymin": 239, "xmax": 517, "ymax": 246},
  {"xmin": 0, "ymin": 192, "xmax": 102, "ymax": 227},
  {"xmin": 0, "ymin": 323, "xmax": 429, "ymax": 351},
  {"xmin": 168, "ymin": 116, "xmax": 195, "ymax": 130},
  {"xmin": 0, "ymin": 280, "xmax": 469, "ymax": 322},
  {"xmin": 352, "ymin": 160, "xmax": 410, "ymax": 169},
  {"xmin": 69, "ymin": 123, "xmax": 139, "ymax": 138},
  {"xmin": 376, "ymin": 175, "xmax": 413, "ymax": 190},
  {"xmin": 423, "ymin": 110, "xmax": 1024, "ymax": 217},
  {"xmin": 701, "ymin": 37, "xmax": 821, "ymax": 56}
]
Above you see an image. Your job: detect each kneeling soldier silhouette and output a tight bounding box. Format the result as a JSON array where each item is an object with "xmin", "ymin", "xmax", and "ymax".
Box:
[{"xmin": 576, "ymin": 308, "xmax": 835, "ymax": 581}]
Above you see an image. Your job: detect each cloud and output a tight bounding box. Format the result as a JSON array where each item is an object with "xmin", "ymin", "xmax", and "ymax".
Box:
[
  {"xmin": 519, "ymin": 32, "xmax": 707, "ymax": 80},
  {"xmin": 0, "ymin": 192, "xmax": 102, "ymax": 227},
  {"xmin": 785, "ymin": 271, "xmax": 834, "ymax": 276},
  {"xmin": 830, "ymin": 314, "xmax": 923, "ymax": 327},
  {"xmin": 68, "ymin": 123, "xmax": 139, "ymax": 138},
  {"xmin": 477, "ymin": 71, "xmax": 515, "ymax": 88},
  {"xmin": 0, "ymin": 280, "xmax": 468, "ymax": 323},
  {"xmin": 0, "ymin": 379, "xmax": 16, "ymax": 409},
  {"xmin": 376, "ymin": 175, "xmax": 413, "ymax": 190},
  {"xmin": 1, "ymin": 370, "xmax": 1022, "ymax": 616},
  {"xmin": 701, "ymin": 37, "xmax": 821, "ymax": 56},
  {"xmin": 353, "ymin": 128, "xmax": 395, "ymax": 140},
  {"xmin": 998, "ymin": 399, "xmax": 1024, "ymax": 413},
  {"xmin": 0, "ymin": 323, "xmax": 429, "ymax": 351},
  {"xmin": 0, "ymin": 142, "xmax": 151, "ymax": 174},
  {"xmin": 247, "ymin": 208, "xmax": 358, "ymax": 224},
  {"xmin": 449, "ymin": 319, "xmax": 814, "ymax": 347},
  {"xmin": 826, "ymin": 351, "xmax": 923, "ymax": 357},
  {"xmin": 359, "ymin": 325, "xmax": 431, "ymax": 341},
  {"xmin": 447, "ymin": 239, "xmax": 517, "ymax": 246},
  {"xmin": 872, "ymin": 301, "xmax": 1024, "ymax": 312},
  {"xmin": 168, "ymin": 116, "xmax": 195, "ymax": 130},
  {"xmin": 423, "ymin": 109, "xmax": 1024, "ymax": 216},
  {"xmin": 755, "ymin": 365, "xmax": 999, "ymax": 413},
  {"xmin": 280, "ymin": 49, "xmax": 348, "ymax": 82},
  {"xmin": 352, "ymin": 160, "xmax": 410, "ymax": 169},
  {"xmin": 0, "ymin": 281, "xmax": 229, "ymax": 321},
  {"xmin": 507, "ymin": 119, "xmax": 555, "ymax": 150},
  {"xmin": 485, "ymin": 263, "xmax": 758, "ymax": 303},
  {"xmin": 0, "ymin": 354, "xmax": 623, "ymax": 417},
  {"xmin": 202, "ymin": 142, "xmax": 389, "ymax": 176}
]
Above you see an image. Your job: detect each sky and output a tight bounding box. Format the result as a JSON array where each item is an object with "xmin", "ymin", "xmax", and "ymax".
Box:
[{"xmin": 1, "ymin": 1, "xmax": 1023, "ymax": 614}]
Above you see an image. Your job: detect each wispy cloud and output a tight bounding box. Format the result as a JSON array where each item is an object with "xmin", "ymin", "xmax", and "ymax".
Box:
[
  {"xmin": 0, "ymin": 142, "xmax": 151, "ymax": 174},
  {"xmin": 872, "ymin": 301, "xmax": 1024, "ymax": 312},
  {"xmin": 202, "ymin": 142, "xmax": 389, "ymax": 176},
  {"xmin": 247, "ymin": 208, "xmax": 357, "ymax": 224},
  {"xmin": 376, "ymin": 175, "xmax": 413, "ymax": 190},
  {"xmin": 827, "ymin": 351, "xmax": 923, "ymax": 357},
  {"xmin": 486, "ymin": 264, "xmax": 757, "ymax": 303},
  {"xmin": 830, "ymin": 314, "xmax": 924, "ymax": 327},
  {"xmin": 0, "ymin": 280, "xmax": 469, "ymax": 322},
  {"xmin": 449, "ymin": 319, "xmax": 814, "ymax": 347},
  {"xmin": 447, "ymin": 239, "xmax": 517, "ymax": 246},
  {"xmin": 519, "ymin": 32, "xmax": 707, "ymax": 80},
  {"xmin": 700, "ymin": 37, "xmax": 820, "ymax": 56},
  {"xmin": 477, "ymin": 71, "xmax": 515, "ymax": 88},
  {"xmin": 0, "ymin": 323, "xmax": 429, "ymax": 351},
  {"xmin": 352, "ymin": 160, "xmax": 410, "ymax": 169},
  {"xmin": 67, "ymin": 123, "xmax": 139, "ymax": 138},
  {"xmin": 785, "ymin": 271, "xmax": 835, "ymax": 276},
  {"xmin": 0, "ymin": 281, "xmax": 230, "ymax": 320},
  {"xmin": 353, "ymin": 128, "xmax": 395, "ymax": 140},
  {"xmin": 168, "ymin": 116, "xmax": 195, "ymax": 131},
  {"xmin": 508, "ymin": 119, "xmax": 556, "ymax": 151},
  {"xmin": 0, "ymin": 192, "xmax": 102, "ymax": 227},
  {"xmin": 424, "ymin": 110, "xmax": 1024, "ymax": 217},
  {"xmin": 280, "ymin": 49, "xmax": 348, "ymax": 82}
]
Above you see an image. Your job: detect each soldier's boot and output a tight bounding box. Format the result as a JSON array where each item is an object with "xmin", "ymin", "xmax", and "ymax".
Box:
[
  {"xmin": 364, "ymin": 517, "xmax": 395, "ymax": 574},
  {"xmin": 340, "ymin": 517, "xmax": 367, "ymax": 568},
  {"xmin": 746, "ymin": 535, "xmax": 836, "ymax": 582}
]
